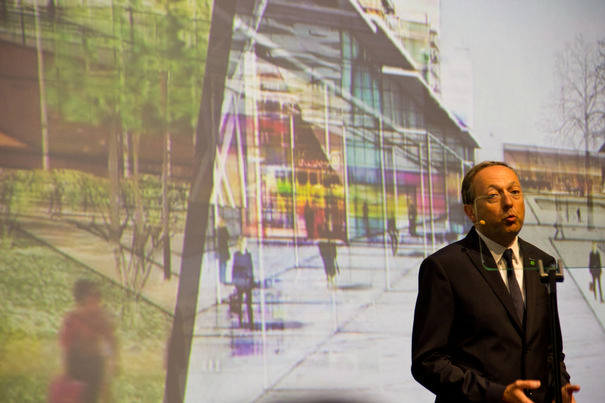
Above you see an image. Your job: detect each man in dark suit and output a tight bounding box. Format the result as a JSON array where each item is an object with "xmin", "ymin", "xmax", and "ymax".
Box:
[{"xmin": 411, "ymin": 161, "xmax": 580, "ymax": 403}]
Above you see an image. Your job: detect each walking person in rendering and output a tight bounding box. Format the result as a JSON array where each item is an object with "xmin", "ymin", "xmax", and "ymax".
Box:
[
  {"xmin": 408, "ymin": 202, "xmax": 418, "ymax": 237},
  {"xmin": 387, "ymin": 217, "xmax": 399, "ymax": 256},
  {"xmin": 304, "ymin": 200, "xmax": 315, "ymax": 239},
  {"xmin": 231, "ymin": 237, "xmax": 255, "ymax": 330},
  {"xmin": 59, "ymin": 279, "xmax": 119, "ymax": 403},
  {"xmin": 589, "ymin": 241, "xmax": 603, "ymax": 303},
  {"xmin": 318, "ymin": 236, "xmax": 339, "ymax": 289},
  {"xmin": 362, "ymin": 201, "xmax": 370, "ymax": 238},
  {"xmin": 553, "ymin": 212, "xmax": 565, "ymax": 240}
]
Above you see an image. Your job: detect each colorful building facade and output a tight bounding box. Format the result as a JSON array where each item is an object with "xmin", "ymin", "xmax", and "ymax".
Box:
[{"xmin": 212, "ymin": 0, "xmax": 478, "ymax": 244}]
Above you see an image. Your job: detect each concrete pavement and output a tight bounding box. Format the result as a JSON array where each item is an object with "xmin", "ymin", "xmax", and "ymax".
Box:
[{"xmin": 16, "ymin": 213, "xmax": 180, "ymax": 314}]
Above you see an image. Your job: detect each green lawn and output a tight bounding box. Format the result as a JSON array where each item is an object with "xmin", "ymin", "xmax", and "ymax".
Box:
[{"xmin": 0, "ymin": 229, "xmax": 173, "ymax": 402}]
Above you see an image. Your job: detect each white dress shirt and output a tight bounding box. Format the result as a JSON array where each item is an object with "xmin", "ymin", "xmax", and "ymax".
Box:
[{"xmin": 477, "ymin": 231, "xmax": 525, "ymax": 302}]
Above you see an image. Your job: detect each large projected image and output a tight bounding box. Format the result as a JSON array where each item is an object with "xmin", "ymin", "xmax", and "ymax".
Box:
[
  {"xmin": 1, "ymin": 1, "xmax": 604, "ymax": 403},
  {"xmin": 183, "ymin": 1, "xmax": 474, "ymax": 402},
  {"xmin": 183, "ymin": 1, "xmax": 605, "ymax": 403},
  {"xmin": 0, "ymin": 1, "xmax": 213, "ymax": 401}
]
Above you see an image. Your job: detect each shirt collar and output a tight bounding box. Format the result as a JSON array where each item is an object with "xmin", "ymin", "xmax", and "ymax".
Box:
[{"xmin": 476, "ymin": 230, "xmax": 520, "ymax": 266}]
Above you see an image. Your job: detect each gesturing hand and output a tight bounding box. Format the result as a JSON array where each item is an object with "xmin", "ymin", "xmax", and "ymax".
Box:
[
  {"xmin": 557, "ymin": 383, "xmax": 580, "ymax": 403},
  {"xmin": 501, "ymin": 380, "xmax": 541, "ymax": 403}
]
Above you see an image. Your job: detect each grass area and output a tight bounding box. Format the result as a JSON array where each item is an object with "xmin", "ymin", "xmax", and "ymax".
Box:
[{"xmin": 0, "ymin": 228, "xmax": 173, "ymax": 402}]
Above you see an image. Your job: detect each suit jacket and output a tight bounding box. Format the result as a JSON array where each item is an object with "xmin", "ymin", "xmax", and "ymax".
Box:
[{"xmin": 411, "ymin": 227, "xmax": 570, "ymax": 403}]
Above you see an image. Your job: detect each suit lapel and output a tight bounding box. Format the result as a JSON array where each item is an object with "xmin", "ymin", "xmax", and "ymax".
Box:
[{"xmin": 462, "ymin": 228, "xmax": 524, "ymax": 332}]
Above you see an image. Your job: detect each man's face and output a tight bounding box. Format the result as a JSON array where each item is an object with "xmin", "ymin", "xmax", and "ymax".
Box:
[{"xmin": 463, "ymin": 165, "xmax": 525, "ymax": 247}]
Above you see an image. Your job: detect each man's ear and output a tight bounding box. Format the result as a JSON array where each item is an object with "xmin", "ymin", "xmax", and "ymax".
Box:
[{"xmin": 463, "ymin": 204, "xmax": 476, "ymax": 224}]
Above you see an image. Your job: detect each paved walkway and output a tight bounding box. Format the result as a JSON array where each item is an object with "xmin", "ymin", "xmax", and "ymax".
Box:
[
  {"xmin": 16, "ymin": 213, "xmax": 180, "ymax": 314},
  {"xmin": 14, "ymin": 192, "xmax": 605, "ymax": 403}
]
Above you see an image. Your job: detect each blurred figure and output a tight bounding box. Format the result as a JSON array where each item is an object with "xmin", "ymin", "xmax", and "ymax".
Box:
[
  {"xmin": 217, "ymin": 218, "xmax": 231, "ymax": 284},
  {"xmin": 231, "ymin": 237, "xmax": 255, "ymax": 330},
  {"xmin": 318, "ymin": 226, "xmax": 339, "ymax": 289},
  {"xmin": 589, "ymin": 242, "xmax": 603, "ymax": 302},
  {"xmin": 304, "ymin": 200, "xmax": 315, "ymax": 239},
  {"xmin": 387, "ymin": 217, "xmax": 399, "ymax": 256},
  {"xmin": 554, "ymin": 211, "xmax": 565, "ymax": 240},
  {"xmin": 318, "ymin": 239, "xmax": 338, "ymax": 289},
  {"xmin": 362, "ymin": 202, "xmax": 370, "ymax": 238},
  {"xmin": 408, "ymin": 202, "xmax": 417, "ymax": 237},
  {"xmin": 59, "ymin": 279, "xmax": 119, "ymax": 403},
  {"xmin": 49, "ymin": 170, "xmax": 64, "ymax": 218}
]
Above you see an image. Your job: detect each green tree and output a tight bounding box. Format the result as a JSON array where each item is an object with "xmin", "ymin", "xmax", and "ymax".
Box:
[{"xmin": 39, "ymin": 0, "xmax": 211, "ymax": 299}]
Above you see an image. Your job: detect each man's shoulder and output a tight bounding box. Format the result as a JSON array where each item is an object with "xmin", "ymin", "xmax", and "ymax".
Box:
[
  {"xmin": 423, "ymin": 236, "xmax": 472, "ymax": 264},
  {"xmin": 419, "ymin": 230, "xmax": 478, "ymax": 269}
]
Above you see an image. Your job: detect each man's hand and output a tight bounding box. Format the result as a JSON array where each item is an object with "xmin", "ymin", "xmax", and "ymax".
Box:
[
  {"xmin": 501, "ymin": 380, "xmax": 541, "ymax": 403},
  {"xmin": 556, "ymin": 383, "xmax": 580, "ymax": 403}
]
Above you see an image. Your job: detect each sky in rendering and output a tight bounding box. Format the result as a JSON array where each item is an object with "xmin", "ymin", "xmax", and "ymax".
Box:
[{"xmin": 395, "ymin": 0, "xmax": 605, "ymax": 160}]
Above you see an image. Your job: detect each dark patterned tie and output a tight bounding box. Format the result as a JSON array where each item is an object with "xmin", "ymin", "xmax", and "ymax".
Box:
[{"xmin": 503, "ymin": 248, "xmax": 524, "ymax": 322}]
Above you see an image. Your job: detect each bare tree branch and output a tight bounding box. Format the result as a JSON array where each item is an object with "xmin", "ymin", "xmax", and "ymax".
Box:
[{"xmin": 545, "ymin": 35, "xmax": 605, "ymax": 150}]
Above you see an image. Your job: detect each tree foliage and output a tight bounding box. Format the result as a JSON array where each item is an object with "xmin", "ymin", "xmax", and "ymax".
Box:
[
  {"xmin": 36, "ymin": 0, "xmax": 211, "ymax": 297},
  {"xmin": 43, "ymin": 0, "xmax": 211, "ymax": 138}
]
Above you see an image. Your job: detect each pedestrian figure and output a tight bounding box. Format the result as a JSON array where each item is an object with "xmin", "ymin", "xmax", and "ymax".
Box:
[
  {"xmin": 553, "ymin": 222, "xmax": 564, "ymax": 240},
  {"xmin": 49, "ymin": 170, "xmax": 64, "ymax": 218},
  {"xmin": 408, "ymin": 202, "xmax": 418, "ymax": 237},
  {"xmin": 576, "ymin": 207, "xmax": 581, "ymax": 223},
  {"xmin": 553, "ymin": 212, "xmax": 565, "ymax": 240},
  {"xmin": 217, "ymin": 218, "xmax": 230, "ymax": 284},
  {"xmin": 387, "ymin": 217, "xmax": 399, "ymax": 256},
  {"xmin": 589, "ymin": 242, "xmax": 603, "ymax": 303},
  {"xmin": 59, "ymin": 279, "xmax": 119, "ymax": 403},
  {"xmin": 318, "ymin": 236, "xmax": 339, "ymax": 289},
  {"xmin": 362, "ymin": 202, "xmax": 370, "ymax": 238},
  {"xmin": 231, "ymin": 237, "xmax": 255, "ymax": 330},
  {"xmin": 304, "ymin": 200, "xmax": 315, "ymax": 239}
]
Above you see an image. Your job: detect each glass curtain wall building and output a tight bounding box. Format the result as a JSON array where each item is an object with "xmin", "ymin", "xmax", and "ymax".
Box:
[
  {"xmin": 213, "ymin": 0, "xmax": 477, "ymax": 248},
  {"xmin": 183, "ymin": 2, "xmax": 479, "ymax": 401}
]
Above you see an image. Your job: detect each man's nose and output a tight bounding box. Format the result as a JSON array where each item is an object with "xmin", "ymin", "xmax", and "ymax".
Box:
[{"xmin": 500, "ymin": 192, "xmax": 514, "ymax": 206}]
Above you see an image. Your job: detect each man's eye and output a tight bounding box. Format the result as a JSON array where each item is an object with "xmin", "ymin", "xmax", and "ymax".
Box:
[
  {"xmin": 510, "ymin": 190, "xmax": 521, "ymax": 195},
  {"xmin": 487, "ymin": 194, "xmax": 499, "ymax": 200}
]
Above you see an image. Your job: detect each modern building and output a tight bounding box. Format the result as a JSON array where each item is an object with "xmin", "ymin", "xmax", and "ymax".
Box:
[
  {"xmin": 210, "ymin": 0, "xmax": 478, "ymax": 246},
  {"xmin": 504, "ymin": 143, "xmax": 604, "ymax": 195}
]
